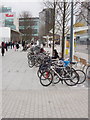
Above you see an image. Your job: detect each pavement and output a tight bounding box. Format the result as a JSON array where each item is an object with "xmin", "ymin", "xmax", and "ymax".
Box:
[{"xmin": 0, "ymin": 46, "xmax": 88, "ymax": 118}]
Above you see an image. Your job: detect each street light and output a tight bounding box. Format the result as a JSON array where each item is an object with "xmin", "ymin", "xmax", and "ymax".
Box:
[
  {"xmin": 61, "ymin": 1, "xmax": 66, "ymax": 59},
  {"xmin": 52, "ymin": 0, "xmax": 56, "ymax": 55},
  {"xmin": 70, "ymin": 0, "xmax": 74, "ymax": 62}
]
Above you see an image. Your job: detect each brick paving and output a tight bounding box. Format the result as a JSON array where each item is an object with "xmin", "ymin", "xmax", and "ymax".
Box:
[
  {"xmin": 2, "ymin": 89, "xmax": 88, "ymax": 118},
  {"xmin": 0, "ymin": 47, "xmax": 88, "ymax": 118}
]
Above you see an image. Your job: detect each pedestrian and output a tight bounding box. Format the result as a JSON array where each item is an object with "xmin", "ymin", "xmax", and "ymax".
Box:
[
  {"xmin": 10, "ymin": 41, "xmax": 13, "ymax": 49},
  {"xmin": 1, "ymin": 42, "xmax": 5, "ymax": 56},
  {"xmin": 16, "ymin": 42, "xmax": 19, "ymax": 50},
  {"xmin": 52, "ymin": 49, "xmax": 59, "ymax": 59},
  {"xmin": 14, "ymin": 43, "xmax": 16, "ymax": 51},
  {"xmin": 7, "ymin": 42, "xmax": 9, "ymax": 49},
  {"xmin": 5, "ymin": 42, "xmax": 8, "ymax": 51},
  {"xmin": 12, "ymin": 41, "xmax": 15, "ymax": 48},
  {"xmin": 22, "ymin": 40, "xmax": 25, "ymax": 49}
]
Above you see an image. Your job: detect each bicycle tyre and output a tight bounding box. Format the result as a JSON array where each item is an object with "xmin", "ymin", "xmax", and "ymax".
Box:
[
  {"xmin": 86, "ymin": 65, "xmax": 90, "ymax": 77},
  {"xmin": 28, "ymin": 59, "xmax": 35, "ymax": 68},
  {"xmin": 64, "ymin": 70, "xmax": 79, "ymax": 86},
  {"xmin": 53, "ymin": 75, "xmax": 61, "ymax": 84},
  {"xmin": 37, "ymin": 69, "xmax": 42, "ymax": 78},
  {"xmin": 75, "ymin": 69, "xmax": 86, "ymax": 84},
  {"xmin": 40, "ymin": 71, "xmax": 53, "ymax": 87}
]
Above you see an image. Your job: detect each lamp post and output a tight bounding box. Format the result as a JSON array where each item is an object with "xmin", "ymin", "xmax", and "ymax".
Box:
[
  {"xmin": 61, "ymin": 1, "xmax": 66, "ymax": 59},
  {"xmin": 52, "ymin": 0, "xmax": 56, "ymax": 55},
  {"xmin": 70, "ymin": 0, "xmax": 74, "ymax": 62}
]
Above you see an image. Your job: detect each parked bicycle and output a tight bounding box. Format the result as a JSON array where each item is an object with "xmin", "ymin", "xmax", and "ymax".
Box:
[
  {"xmin": 39, "ymin": 60, "xmax": 86, "ymax": 87},
  {"xmin": 27, "ymin": 46, "xmax": 86, "ymax": 87}
]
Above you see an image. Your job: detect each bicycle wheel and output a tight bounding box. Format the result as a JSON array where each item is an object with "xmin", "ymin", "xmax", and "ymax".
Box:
[
  {"xmin": 28, "ymin": 59, "xmax": 35, "ymax": 68},
  {"xmin": 34, "ymin": 57, "xmax": 42, "ymax": 67},
  {"xmin": 40, "ymin": 71, "xmax": 53, "ymax": 87},
  {"xmin": 37, "ymin": 69, "xmax": 42, "ymax": 78},
  {"xmin": 86, "ymin": 65, "xmax": 90, "ymax": 77},
  {"xmin": 64, "ymin": 70, "xmax": 79, "ymax": 86},
  {"xmin": 27, "ymin": 54, "xmax": 31, "ymax": 59},
  {"xmin": 35, "ymin": 61, "xmax": 41, "ymax": 67},
  {"xmin": 75, "ymin": 70, "xmax": 86, "ymax": 84},
  {"xmin": 53, "ymin": 75, "xmax": 61, "ymax": 84},
  {"xmin": 37, "ymin": 63, "xmax": 50, "ymax": 78}
]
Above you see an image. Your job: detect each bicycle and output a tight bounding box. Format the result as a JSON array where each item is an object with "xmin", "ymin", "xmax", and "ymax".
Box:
[
  {"xmin": 38, "ymin": 59, "xmax": 86, "ymax": 85},
  {"xmin": 63, "ymin": 61, "xmax": 86, "ymax": 84},
  {"xmin": 39, "ymin": 62, "xmax": 79, "ymax": 87},
  {"xmin": 86, "ymin": 64, "xmax": 90, "ymax": 79}
]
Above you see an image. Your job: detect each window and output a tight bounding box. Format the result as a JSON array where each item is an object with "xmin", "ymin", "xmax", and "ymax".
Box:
[
  {"xmin": 5, "ymin": 19, "xmax": 13, "ymax": 25},
  {"xmin": 32, "ymin": 29, "xmax": 38, "ymax": 34},
  {"xmin": 19, "ymin": 26, "xmax": 24, "ymax": 29}
]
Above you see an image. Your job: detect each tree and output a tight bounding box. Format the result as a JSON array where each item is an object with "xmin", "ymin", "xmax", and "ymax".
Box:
[
  {"xmin": 19, "ymin": 11, "xmax": 33, "ymax": 43},
  {"xmin": 43, "ymin": 0, "xmax": 80, "ymax": 58},
  {"xmin": 43, "ymin": 0, "xmax": 57, "ymax": 54},
  {"xmin": 76, "ymin": 1, "xmax": 90, "ymax": 25}
]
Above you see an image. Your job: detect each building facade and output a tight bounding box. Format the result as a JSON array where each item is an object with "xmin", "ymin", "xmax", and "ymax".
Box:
[
  {"xmin": 39, "ymin": 8, "xmax": 54, "ymax": 37},
  {"xmin": 19, "ymin": 17, "xmax": 39, "ymax": 42},
  {"xmin": 0, "ymin": 6, "xmax": 19, "ymax": 31},
  {"xmin": 75, "ymin": 1, "xmax": 90, "ymax": 44},
  {"xmin": 0, "ymin": 6, "xmax": 20, "ymax": 42}
]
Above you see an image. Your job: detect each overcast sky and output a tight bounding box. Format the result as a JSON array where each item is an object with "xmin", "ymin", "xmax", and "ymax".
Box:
[{"xmin": 1, "ymin": 0, "xmax": 45, "ymax": 17}]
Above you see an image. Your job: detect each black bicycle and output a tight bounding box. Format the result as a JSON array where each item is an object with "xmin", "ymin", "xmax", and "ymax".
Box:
[{"xmin": 40, "ymin": 62, "xmax": 79, "ymax": 87}]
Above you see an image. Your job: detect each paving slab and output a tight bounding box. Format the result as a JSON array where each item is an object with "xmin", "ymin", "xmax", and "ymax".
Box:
[{"xmin": 0, "ymin": 47, "xmax": 88, "ymax": 118}]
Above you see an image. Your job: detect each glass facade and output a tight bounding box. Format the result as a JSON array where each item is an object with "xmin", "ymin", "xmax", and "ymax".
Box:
[
  {"xmin": 32, "ymin": 18, "xmax": 39, "ymax": 37},
  {"xmin": 0, "ymin": 6, "xmax": 17, "ymax": 30},
  {"xmin": 5, "ymin": 19, "xmax": 13, "ymax": 25},
  {"xmin": 19, "ymin": 26, "xmax": 24, "ymax": 29},
  {"xmin": 0, "ymin": 6, "xmax": 20, "ymax": 42},
  {"xmin": 4, "ymin": 12, "xmax": 16, "ymax": 30},
  {"xmin": 0, "ymin": 6, "xmax": 11, "ymax": 13},
  {"xmin": 19, "ymin": 17, "xmax": 39, "ymax": 37}
]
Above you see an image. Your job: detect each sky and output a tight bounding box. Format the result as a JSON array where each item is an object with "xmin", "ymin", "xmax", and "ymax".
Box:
[{"xmin": 1, "ymin": 0, "xmax": 45, "ymax": 17}]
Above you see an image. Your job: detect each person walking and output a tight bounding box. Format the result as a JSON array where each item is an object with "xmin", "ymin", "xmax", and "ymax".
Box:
[
  {"xmin": 12, "ymin": 41, "xmax": 15, "ymax": 49},
  {"xmin": 16, "ymin": 42, "xmax": 19, "ymax": 50},
  {"xmin": 5, "ymin": 42, "xmax": 8, "ymax": 51},
  {"xmin": 22, "ymin": 40, "xmax": 25, "ymax": 50},
  {"xmin": 1, "ymin": 42, "xmax": 5, "ymax": 56},
  {"xmin": 10, "ymin": 41, "xmax": 13, "ymax": 49}
]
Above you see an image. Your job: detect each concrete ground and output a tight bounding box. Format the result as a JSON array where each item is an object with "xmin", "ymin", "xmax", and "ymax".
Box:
[{"xmin": 0, "ymin": 47, "xmax": 88, "ymax": 118}]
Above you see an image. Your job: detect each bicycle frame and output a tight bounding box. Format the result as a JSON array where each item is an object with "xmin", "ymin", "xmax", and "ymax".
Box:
[{"xmin": 50, "ymin": 65, "xmax": 71, "ymax": 80}]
